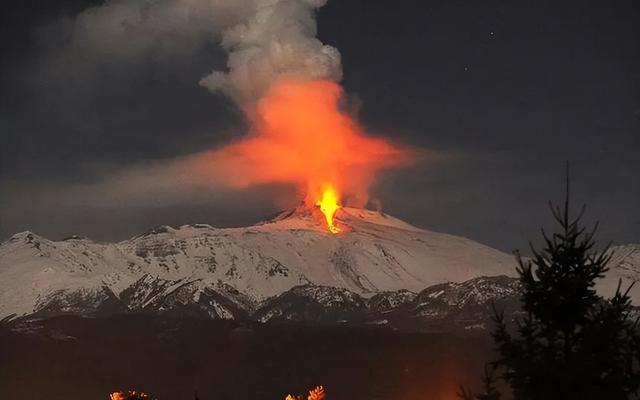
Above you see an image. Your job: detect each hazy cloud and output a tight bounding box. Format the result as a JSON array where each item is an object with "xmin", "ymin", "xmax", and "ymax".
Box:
[{"xmin": 0, "ymin": 0, "xmax": 638, "ymax": 252}]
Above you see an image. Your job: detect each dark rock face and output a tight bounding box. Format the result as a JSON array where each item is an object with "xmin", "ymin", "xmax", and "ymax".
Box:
[
  {"xmin": 0, "ymin": 315, "xmax": 495, "ymax": 400},
  {"xmin": 21, "ymin": 275, "xmax": 523, "ymax": 332},
  {"xmin": 384, "ymin": 276, "xmax": 523, "ymax": 331},
  {"xmin": 34, "ymin": 286, "xmax": 125, "ymax": 316},
  {"xmin": 367, "ymin": 290, "xmax": 417, "ymax": 314},
  {"xmin": 239, "ymin": 276, "xmax": 522, "ymax": 331},
  {"xmin": 253, "ymin": 284, "xmax": 369, "ymax": 324}
]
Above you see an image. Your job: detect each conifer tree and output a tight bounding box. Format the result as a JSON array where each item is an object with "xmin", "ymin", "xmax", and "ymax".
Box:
[
  {"xmin": 462, "ymin": 170, "xmax": 640, "ymax": 400},
  {"xmin": 491, "ymin": 174, "xmax": 640, "ymax": 399}
]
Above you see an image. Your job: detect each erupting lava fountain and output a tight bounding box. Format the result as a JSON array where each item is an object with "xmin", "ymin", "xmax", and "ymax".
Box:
[{"xmin": 197, "ymin": 79, "xmax": 416, "ymax": 233}]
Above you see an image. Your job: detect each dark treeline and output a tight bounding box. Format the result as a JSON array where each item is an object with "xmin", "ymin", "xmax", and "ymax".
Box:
[{"xmin": 460, "ymin": 175, "xmax": 640, "ymax": 400}]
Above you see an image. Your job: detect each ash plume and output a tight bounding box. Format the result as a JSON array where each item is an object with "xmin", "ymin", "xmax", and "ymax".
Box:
[
  {"xmin": 199, "ymin": 0, "xmax": 342, "ymax": 109},
  {"xmin": 51, "ymin": 0, "xmax": 412, "ymax": 212},
  {"xmin": 67, "ymin": 0, "xmax": 341, "ymax": 105}
]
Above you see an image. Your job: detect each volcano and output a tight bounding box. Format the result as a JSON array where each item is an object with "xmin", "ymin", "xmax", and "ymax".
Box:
[{"xmin": 1, "ymin": 208, "xmax": 638, "ymax": 327}]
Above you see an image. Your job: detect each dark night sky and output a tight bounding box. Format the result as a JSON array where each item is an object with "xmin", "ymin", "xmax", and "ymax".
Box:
[{"xmin": 0, "ymin": 0, "xmax": 638, "ymax": 252}]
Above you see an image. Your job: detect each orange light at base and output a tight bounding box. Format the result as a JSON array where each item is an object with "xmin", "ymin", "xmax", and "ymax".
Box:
[
  {"xmin": 285, "ymin": 385, "xmax": 326, "ymax": 400},
  {"xmin": 316, "ymin": 186, "xmax": 341, "ymax": 234},
  {"xmin": 110, "ymin": 391, "xmax": 149, "ymax": 400}
]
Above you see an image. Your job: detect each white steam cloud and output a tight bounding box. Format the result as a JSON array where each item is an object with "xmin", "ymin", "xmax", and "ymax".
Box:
[
  {"xmin": 21, "ymin": 0, "xmax": 344, "ymax": 216},
  {"xmin": 199, "ymin": 0, "xmax": 341, "ymax": 107},
  {"xmin": 69, "ymin": 0, "xmax": 341, "ymax": 106}
]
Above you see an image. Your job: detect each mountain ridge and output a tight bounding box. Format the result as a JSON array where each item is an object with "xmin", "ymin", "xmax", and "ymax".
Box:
[{"xmin": 1, "ymin": 207, "xmax": 638, "ymax": 327}]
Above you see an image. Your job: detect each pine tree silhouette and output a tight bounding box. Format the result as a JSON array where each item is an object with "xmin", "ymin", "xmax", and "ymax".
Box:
[
  {"xmin": 462, "ymin": 168, "xmax": 640, "ymax": 399},
  {"xmin": 493, "ymin": 171, "xmax": 640, "ymax": 399}
]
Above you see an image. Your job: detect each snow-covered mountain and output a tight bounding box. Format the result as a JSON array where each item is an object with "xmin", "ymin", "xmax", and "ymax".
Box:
[
  {"xmin": 0, "ymin": 207, "xmax": 638, "ymax": 326},
  {"xmin": 252, "ymin": 276, "xmax": 523, "ymax": 331}
]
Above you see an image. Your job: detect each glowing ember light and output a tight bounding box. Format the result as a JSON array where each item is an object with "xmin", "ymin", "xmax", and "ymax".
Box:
[
  {"xmin": 196, "ymin": 79, "xmax": 415, "ymax": 217},
  {"xmin": 109, "ymin": 391, "xmax": 149, "ymax": 400},
  {"xmin": 285, "ymin": 385, "xmax": 326, "ymax": 400},
  {"xmin": 316, "ymin": 186, "xmax": 341, "ymax": 233}
]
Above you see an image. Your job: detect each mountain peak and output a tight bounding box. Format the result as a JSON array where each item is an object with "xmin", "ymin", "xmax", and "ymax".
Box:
[
  {"xmin": 6, "ymin": 231, "xmax": 51, "ymax": 249},
  {"xmin": 9, "ymin": 231, "xmax": 39, "ymax": 241},
  {"xmin": 259, "ymin": 205, "xmax": 422, "ymax": 234},
  {"xmin": 2, "ymin": 209, "xmax": 639, "ymax": 321}
]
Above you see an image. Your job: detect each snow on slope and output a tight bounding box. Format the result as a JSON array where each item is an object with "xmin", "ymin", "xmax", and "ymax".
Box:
[
  {"xmin": 0, "ymin": 207, "xmax": 637, "ymax": 319},
  {"xmin": 609, "ymin": 244, "xmax": 640, "ymax": 279},
  {"xmin": 598, "ymin": 244, "xmax": 640, "ymax": 303},
  {"xmin": 0, "ymin": 207, "xmax": 517, "ymax": 318}
]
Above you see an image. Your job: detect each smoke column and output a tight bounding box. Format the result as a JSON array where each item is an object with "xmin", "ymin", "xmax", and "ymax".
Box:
[
  {"xmin": 68, "ymin": 0, "xmax": 413, "ymax": 210},
  {"xmin": 196, "ymin": 0, "xmax": 413, "ymax": 208},
  {"xmin": 199, "ymin": 0, "xmax": 342, "ymax": 109},
  {"xmin": 198, "ymin": 78, "xmax": 411, "ymax": 206}
]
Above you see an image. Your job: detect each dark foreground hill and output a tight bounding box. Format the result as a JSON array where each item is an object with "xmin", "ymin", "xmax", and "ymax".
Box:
[{"xmin": 0, "ymin": 315, "xmax": 496, "ymax": 400}]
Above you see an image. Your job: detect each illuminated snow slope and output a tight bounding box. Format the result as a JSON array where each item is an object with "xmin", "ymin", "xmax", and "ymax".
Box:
[{"xmin": 0, "ymin": 207, "xmax": 637, "ymax": 319}]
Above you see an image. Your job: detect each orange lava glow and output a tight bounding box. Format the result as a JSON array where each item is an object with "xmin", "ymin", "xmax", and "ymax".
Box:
[
  {"xmin": 109, "ymin": 391, "xmax": 149, "ymax": 400},
  {"xmin": 197, "ymin": 79, "xmax": 413, "ymax": 231},
  {"xmin": 285, "ymin": 385, "xmax": 326, "ymax": 400},
  {"xmin": 316, "ymin": 185, "xmax": 341, "ymax": 233},
  {"xmin": 108, "ymin": 386, "xmax": 325, "ymax": 400}
]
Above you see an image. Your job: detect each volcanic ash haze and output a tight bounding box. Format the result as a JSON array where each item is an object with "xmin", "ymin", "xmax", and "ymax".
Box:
[
  {"xmin": 197, "ymin": 79, "xmax": 413, "ymax": 210},
  {"xmin": 194, "ymin": 0, "xmax": 415, "ymax": 221},
  {"xmin": 61, "ymin": 0, "xmax": 417, "ymax": 227}
]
